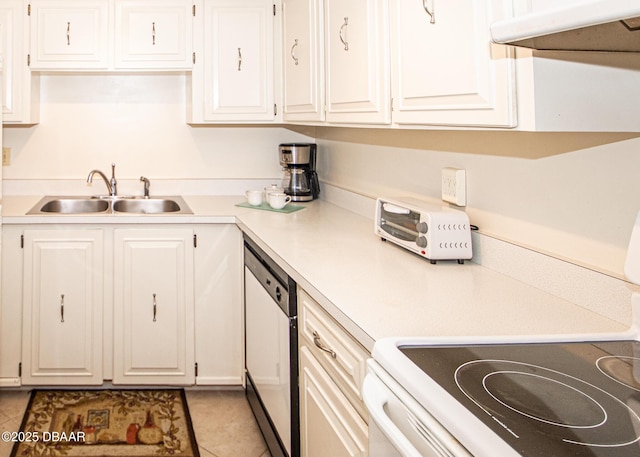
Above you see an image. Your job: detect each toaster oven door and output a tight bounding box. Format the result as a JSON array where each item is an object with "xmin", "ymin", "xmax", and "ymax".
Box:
[{"xmin": 379, "ymin": 203, "xmax": 420, "ymax": 242}]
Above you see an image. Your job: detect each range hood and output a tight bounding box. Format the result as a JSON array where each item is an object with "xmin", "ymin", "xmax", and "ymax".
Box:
[{"xmin": 490, "ymin": 1, "xmax": 640, "ymax": 52}]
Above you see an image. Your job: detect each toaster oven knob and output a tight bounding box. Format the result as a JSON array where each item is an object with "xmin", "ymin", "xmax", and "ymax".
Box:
[
  {"xmin": 416, "ymin": 222, "xmax": 428, "ymax": 234},
  {"xmin": 416, "ymin": 236, "xmax": 427, "ymax": 248}
]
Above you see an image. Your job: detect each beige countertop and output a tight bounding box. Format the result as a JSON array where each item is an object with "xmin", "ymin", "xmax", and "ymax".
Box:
[{"xmin": 2, "ymin": 195, "xmax": 628, "ymax": 351}]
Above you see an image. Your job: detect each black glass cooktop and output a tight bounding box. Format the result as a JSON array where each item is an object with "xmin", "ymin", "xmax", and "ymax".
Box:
[{"xmin": 400, "ymin": 341, "xmax": 640, "ymax": 457}]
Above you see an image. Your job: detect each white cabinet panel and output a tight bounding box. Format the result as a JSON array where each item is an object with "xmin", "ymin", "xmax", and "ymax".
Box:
[
  {"xmin": 29, "ymin": 0, "xmax": 110, "ymax": 69},
  {"xmin": 21, "ymin": 230, "xmax": 104, "ymax": 385},
  {"xmin": 0, "ymin": 0, "xmax": 38, "ymax": 124},
  {"xmin": 324, "ymin": 0, "xmax": 390, "ymax": 124},
  {"xmin": 389, "ymin": 0, "xmax": 516, "ymax": 128},
  {"xmin": 113, "ymin": 228, "xmax": 195, "ymax": 385},
  {"xmin": 115, "ymin": 0, "xmax": 193, "ymax": 69},
  {"xmin": 193, "ymin": 0, "xmax": 276, "ymax": 122},
  {"xmin": 282, "ymin": 0, "xmax": 324, "ymax": 122}
]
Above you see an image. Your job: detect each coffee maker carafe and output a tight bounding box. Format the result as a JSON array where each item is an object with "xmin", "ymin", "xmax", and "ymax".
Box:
[{"xmin": 279, "ymin": 143, "xmax": 320, "ymax": 202}]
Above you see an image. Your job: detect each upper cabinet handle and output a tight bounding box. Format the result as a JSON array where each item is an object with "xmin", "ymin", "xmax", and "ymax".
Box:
[
  {"xmin": 66, "ymin": 22, "xmax": 71, "ymax": 45},
  {"xmin": 152, "ymin": 293, "xmax": 157, "ymax": 322},
  {"xmin": 60, "ymin": 294, "xmax": 65, "ymax": 322},
  {"xmin": 238, "ymin": 47, "xmax": 242, "ymax": 71},
  {"xmin": 423, "ymin": 0, "xmax": 436, "ymax": 24},
  {"xmin": 339, "ymin": 17, "xmax": 349, "ymax": 51},
  {"xmin": 291, "ymin": 39, "xmax": 299, "ymax": 65},
  {"xmin": 152, "ymin": 22, "xmax": 156, "ymax": 45}
]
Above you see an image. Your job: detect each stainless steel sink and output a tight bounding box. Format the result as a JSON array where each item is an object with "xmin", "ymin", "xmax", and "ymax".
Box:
[
  {"xmin": 113, "ymin": 198, "xmax": 185, "ymax": 214},
  {"xmin": 27, "ymin": 196, "xmax": 193, "ymax": 215},
  {"xmin": 33, "ymin": 198, "xmax": 110, "ymax": 214}
]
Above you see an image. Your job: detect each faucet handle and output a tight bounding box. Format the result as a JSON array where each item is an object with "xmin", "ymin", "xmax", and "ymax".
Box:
[{"xmin": 111, "ymin": 163, "xmax": 116, "ymax": 179}]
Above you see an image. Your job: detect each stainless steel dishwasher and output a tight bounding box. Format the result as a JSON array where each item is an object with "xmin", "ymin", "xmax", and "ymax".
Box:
[{"xmin": 244, "ymin": 235, "xmax": 299, "ymax": 457}]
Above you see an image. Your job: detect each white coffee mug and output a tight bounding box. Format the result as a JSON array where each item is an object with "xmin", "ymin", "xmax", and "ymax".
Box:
[
  {"xmin": 246, "ymin": 190, "xmax": 263, "ymax": 206},
  {"xmin": 268, "ymin": 192, "xmax": 292, "ymax": 210},
  {"xmin": 264, "ymin": 184, "xmax": 283, "ymax": 200}
]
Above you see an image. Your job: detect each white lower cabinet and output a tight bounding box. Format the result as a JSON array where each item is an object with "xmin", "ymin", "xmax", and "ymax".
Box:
[
  {"xmin": 21, "ymin": 229, "xmax": 104, "ymax": 385},
  {"xmin": 113, "ymin": 228, "xmax": 195, "ymax": 385},
  {"xmin": 298, "ymin": 288, "xmax": 369, "ymax": 457},
  {"xmin": 1, "ymin": 223, "xmax": 242, "ymax": 386}
]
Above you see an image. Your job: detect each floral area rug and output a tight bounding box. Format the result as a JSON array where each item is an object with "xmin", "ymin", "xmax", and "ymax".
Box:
[{"xmin": 11, "ymin": 389, "xmax": 199, "ymax": 457}]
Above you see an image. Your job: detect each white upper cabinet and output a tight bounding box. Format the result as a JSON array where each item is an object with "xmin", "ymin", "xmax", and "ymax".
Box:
[
  {"xmin": 389, "ymin": 0, "xmax": 516, "ymax": 128},
  {"xmin": 0, "ymin": 0, "xmax": 39, "ymax": 124},
  {"xmin": 114, "ymin": 0, "xmax": 193, "ymax": 69},
  {"xmin": 282, "ymin": 0, "xmax": 324, "ymax": 122},
  {"xmin": 189, "ymin": 0, "xmax": 278, "ymax": 123},
  {"xmin": 28, "ymin": 0, "xmax": 194, "ymax": 71},
  {"xmin": 29, "ymin": 0, "xmax": 110, "ymax": 69},
  {"xmin": 324, "ymin": 0, "xmax": 390, "ymax": 125}
]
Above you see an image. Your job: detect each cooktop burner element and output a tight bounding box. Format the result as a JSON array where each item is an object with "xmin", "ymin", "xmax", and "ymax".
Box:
[
  {"xmin": 400, "ymin": 341, "xmax": 640, "ymax": 456},
  {"xmin": 598, "ymin": 356, "xmax": 640, "ymax": 391}
]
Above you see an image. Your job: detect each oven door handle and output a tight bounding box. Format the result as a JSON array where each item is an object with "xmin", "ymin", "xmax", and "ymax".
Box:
[{"xmin": 363, "ymin": 374, "xmax": 424, "ymax": 457}]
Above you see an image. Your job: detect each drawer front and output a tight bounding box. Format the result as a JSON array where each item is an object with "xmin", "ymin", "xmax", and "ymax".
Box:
[{"xmin": 299, "ymin": 289, "xmax": 370, "ymax": 418}]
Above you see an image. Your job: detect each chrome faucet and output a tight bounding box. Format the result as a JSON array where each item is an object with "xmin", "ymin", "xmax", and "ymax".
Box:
[
  {"xmin": 87, "ymin": 163, "xmax": 117, "ymax": 196},
  {"xmin": 140, "ymin": 176, "xmax": 151, "ymax": 198}
]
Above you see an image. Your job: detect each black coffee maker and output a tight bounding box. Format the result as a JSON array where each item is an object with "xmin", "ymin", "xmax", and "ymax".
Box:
[{"xmin": 279, "ymin": 143, "xmax": 320, "ymax": 202}]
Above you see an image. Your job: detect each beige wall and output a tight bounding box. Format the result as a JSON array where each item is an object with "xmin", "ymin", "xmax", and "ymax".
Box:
[
  {"xmin": 2, "ymin": 74, "xmax": 307, "ymax": 181},
  {"xmin": 313, "ymin": 128, "xmax": 640, "ymax": 279}
]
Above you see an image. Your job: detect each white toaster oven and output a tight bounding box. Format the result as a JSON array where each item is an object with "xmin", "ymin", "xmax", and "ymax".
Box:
[{"xmin": 374, "ymin": 197, "xmax": 472, "ymax": 263}]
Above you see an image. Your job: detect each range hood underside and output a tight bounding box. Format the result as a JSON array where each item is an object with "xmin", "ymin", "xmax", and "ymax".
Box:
[{"xmin": 501, "ymin": 20, "xmax": 640, "ymax": 52}]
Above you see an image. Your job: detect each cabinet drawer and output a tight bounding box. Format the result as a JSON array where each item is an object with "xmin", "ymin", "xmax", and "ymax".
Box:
[{"xmin": 299, "ymin": 289, "xmax": 370, "ymax": 418}]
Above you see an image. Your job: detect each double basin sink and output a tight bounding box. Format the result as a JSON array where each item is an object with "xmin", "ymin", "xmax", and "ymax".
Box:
[{"xmin": 27, "ymin": 195, "xmax": 193, "ymax": 215}]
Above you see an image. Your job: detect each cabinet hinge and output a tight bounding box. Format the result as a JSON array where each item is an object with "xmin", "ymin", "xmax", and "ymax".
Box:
[
  {"xmin": 20, "ymin": 234, "xmax": 24, "ymax": 248},
  {"xmin": 193, "ymin": 234, "xmax": 197, "ymax": 248},
  {"xmin": 18, "ymin": 362, "xmax": 22, "ymax": 377},
  {"xmin": 194, "ymin": 362, "xmax": 198, "ymax": 377},
  {"xmin": 192, "ymin": 4, "xmax": 196, "ymax": 16}
]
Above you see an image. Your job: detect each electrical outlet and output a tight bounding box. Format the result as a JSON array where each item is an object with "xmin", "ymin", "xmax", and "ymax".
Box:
[
  {"xmin": 441, "ymin": 167, "xmax": 466, "ymax": 206},
  {"xmin": 2, "ymin": 147, "xmax": 10, "ymax": 166}
]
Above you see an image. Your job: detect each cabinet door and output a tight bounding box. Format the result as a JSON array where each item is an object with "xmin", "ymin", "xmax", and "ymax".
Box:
[
  {"xmin": 21, "ymin": 230, "xmax": 104, "ymax": 385},
  {"xmin": 200, "ymin": 0, "xmax": 275, "ymax": 122},
  {"xmin": 324, "ymin": 0, "xmax": 390, "ymax": 124},
  {"xmin": 282, "ymin": 0, "xmax": 324, "ymax": 122},
  {"xmin": 299, "ymin": 346, "xmax": 368, "ymax": 457},
  {"xmin": 113, "ymin": 229, "xmax": 195, "ymax": 385},
  {"xmin": 389, "ymin": 0, "xmax": 516, "ymax": 128},
  {"xmin": 29, "ymin": 0, "xmax": 109, "ymax": 69},
  {"xmin": 115, "ymin": 0, "xmax": 193, "ymax": 69},
  {"xmin": 0, "ymin": 0, "xmax": 38, "ymax": 124},
  {"xmin": 193, "ymin": 225, "xmax": 243, "ymax": 385}
]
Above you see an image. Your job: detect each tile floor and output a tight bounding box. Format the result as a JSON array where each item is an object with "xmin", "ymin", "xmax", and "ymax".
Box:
[{"xmin": 0, "ymin": 388, "xmax": 271, "ymax": 457}]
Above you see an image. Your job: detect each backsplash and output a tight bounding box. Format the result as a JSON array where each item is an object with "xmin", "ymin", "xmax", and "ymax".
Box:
[{"xmin": 322, "ymin": 182, "xmax": 637, "ymax": 326}]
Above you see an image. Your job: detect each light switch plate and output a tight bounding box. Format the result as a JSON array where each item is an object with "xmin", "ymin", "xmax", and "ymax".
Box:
[{"xmin": 441, "ymin": 167, "xmax": 466, "ymax": 206}]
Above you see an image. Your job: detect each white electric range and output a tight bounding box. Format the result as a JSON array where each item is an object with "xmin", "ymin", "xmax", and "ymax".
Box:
[{"xmin": 363, "ymin": 212, "xmax": 640, "ymax": 457}]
